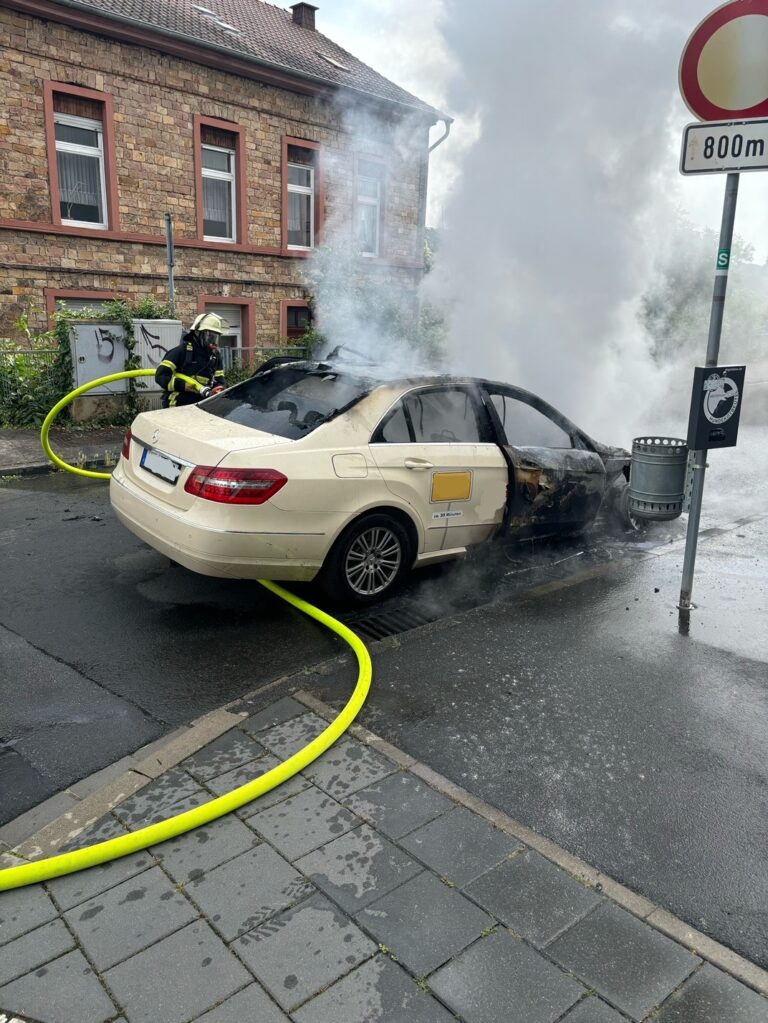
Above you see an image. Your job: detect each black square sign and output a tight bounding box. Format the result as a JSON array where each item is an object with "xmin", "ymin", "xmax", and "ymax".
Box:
[{"xmin": 687, "ymin": 365, "xmax": 746, "ymax": 450}]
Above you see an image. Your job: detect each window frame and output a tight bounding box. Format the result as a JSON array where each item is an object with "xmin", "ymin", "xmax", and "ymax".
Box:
[
  {"xmin": 372, "ymin": 385, "xmax": 492, "ymax": 445},
  {"xmin": 355, "ymin": 156, "xmax": 385, "ymax": 258},
  {"xmin": 44, "ymin": 82, "xmax": 119, "ymax": 232},
  {"xmin": 193, "ymin": 115, "xmax": 248, "ymax": 247},
  {"xmin": 287, "ymin": 161, "xmax": 314, "ymax": 251},
  {"xmin": 197, "ymin": 294, "xmax": 255, "ymax": 364},
  {"xmin": 279, "ymin": 300, "xmax": 311, "ymax": 341},
  {"xmin": 201, "ymin": 142, "xmax": 237, "ymax": 243},
  {"xmin": 481, "ymin": 385, "xmax": 581, "ymax": 450},
  {"xmin": 45, "ymin": 288, "xmax": 120, "ymax": 325},
  {"xmin": 282, "ymin": 137, "xmax": 321, "ymax": 255},
  {"xmin": 54, "ymin": 112, "xmax": 109, "ymax": 229}
]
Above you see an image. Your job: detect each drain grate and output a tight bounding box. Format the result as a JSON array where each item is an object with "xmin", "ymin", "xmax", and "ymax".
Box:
[{"xmin": 341, "ymin": 605, "xmax": 438, "ymax": 641}]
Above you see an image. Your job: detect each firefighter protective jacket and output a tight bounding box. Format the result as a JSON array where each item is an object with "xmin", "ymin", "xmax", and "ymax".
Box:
[{"xmin": 156, "ymin": 332, "xmax": 226, "ymax": 407}]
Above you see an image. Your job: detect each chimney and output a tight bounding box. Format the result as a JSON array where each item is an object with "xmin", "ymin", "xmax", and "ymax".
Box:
[{"xmin": 291, "ymin": 3, "xmax": 317, "ymax": 30}]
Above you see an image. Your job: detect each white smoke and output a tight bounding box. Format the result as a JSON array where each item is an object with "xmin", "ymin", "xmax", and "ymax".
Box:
[
  {"xmin": 310, "ymin": 0, "xmax": 767, "ymax": 467},
  {"xmin": 418, "ymin": 1, "xmax": 717, "ymax": 443},
  {"xmin": 303, "ymin": 99, "xmax": 444, "ymax": 377}
]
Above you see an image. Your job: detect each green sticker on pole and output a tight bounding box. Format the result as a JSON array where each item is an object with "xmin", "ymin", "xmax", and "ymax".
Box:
[{"xmin": 717, "ymin": 248, "xmax": 730, "ymax": 269}]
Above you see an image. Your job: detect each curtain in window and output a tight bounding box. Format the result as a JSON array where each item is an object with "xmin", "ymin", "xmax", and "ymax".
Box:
[
  {"xmin": 58, "ymin": 151, "xmax": 103, "ymax": 223},
  {"xmin": 203, "ymin": 177, "xmax": 232, "ymax": 237},
  {"xmin": 359, "ymin": 204, "xmax": 378, "ymax": 253},
  {"xmin": 288, "ymin": 192, "xmax": 310, "ymax": 246}
]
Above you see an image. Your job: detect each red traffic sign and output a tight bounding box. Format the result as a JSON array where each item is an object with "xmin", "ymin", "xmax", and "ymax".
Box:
[{"xmin": 680, "ymin": 0, "xmax": 768, "ymax": 121}]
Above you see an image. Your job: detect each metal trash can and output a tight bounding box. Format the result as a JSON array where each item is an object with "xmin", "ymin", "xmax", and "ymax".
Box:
[{"xmin": 628, "ymin": 437, "xmax": 688, "ymax": 521}]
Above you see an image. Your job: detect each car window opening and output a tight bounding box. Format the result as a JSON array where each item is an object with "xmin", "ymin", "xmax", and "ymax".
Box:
[
  {"xmin": 489, "ymin": 391, "xmax": 573, "ymax": 449},
  {"xmin": 202, "ymin": 365, "xmax": 371, "ymax": 439},
  {"xmin": 408, "ymin": 389, "xmax": 481, "ymax": 444}
]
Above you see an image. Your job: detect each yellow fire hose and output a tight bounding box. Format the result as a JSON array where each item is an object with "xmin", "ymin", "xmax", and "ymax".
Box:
[
  {"xmin": 40, "ymin": 368, "xmax": 189, "ymax": 480},
  {"xmin": 0, "ymin": 371, "xmax": 371, "ymax": 891}
]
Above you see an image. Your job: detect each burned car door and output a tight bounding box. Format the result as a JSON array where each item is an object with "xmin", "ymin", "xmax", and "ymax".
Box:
[
  {"xmin": 481, "ymin": 386, "xmax": 606, "ymax": 537},
  {"xmin": 370, "ymin": 385, "xmax": 507, "ymax": 552}
]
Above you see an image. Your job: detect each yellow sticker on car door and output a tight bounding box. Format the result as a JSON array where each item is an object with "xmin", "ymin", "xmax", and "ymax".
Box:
[{"xmin": 431, "ymin": 470, "xmax": 472, "ymax": 502}]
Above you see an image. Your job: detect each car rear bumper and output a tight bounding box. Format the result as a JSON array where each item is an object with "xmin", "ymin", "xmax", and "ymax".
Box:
[{"xmin": 109, "ymin": 466, "xmax": 325, "ymax": 582}]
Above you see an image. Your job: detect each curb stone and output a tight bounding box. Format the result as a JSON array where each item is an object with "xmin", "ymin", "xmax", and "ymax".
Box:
[{"xmin": 0, "ymin": 455, "xmax": 120, "ymax": 479}]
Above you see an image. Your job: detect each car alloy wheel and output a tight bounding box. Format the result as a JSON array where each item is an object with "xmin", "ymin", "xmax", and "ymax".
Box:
[
  {"xmin": 344, "ymin": 524, "xmax": 403, "ymax": 597},
  {"xmin": 320, "ymin": 512, "xmax": 412, "ymax": 606}
]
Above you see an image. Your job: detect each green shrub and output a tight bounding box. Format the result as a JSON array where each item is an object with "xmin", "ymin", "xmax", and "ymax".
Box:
[
  {"xmin": 0, "ymin": 314, "xmax": 71, "ymax": 428},
  {"xmin": 0, "ymin": 343, "xmax": 63, "ymax": 428}
]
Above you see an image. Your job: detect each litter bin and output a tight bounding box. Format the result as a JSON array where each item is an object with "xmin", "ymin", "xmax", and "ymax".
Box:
[{"xmin": 628, "ymin": 437, "xmax": 688, "ymax": 521}]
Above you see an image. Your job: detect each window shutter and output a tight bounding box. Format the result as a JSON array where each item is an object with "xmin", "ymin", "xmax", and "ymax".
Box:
[
  {"xmin": 287, "ymin": 144, "xmax": 315, "ymax": 166},
  {"xmin": 53, "ymin": 91, "xmax": 103, "ymax": 121},
  {"xmin": 201, "ymin": 124, "xmax": 236, "ymax": 149}
]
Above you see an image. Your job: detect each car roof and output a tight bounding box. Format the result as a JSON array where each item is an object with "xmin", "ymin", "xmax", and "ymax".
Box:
[
  {"xmin": 291, "ymin": 361, "xmax": 606, "ymax": 449},
  {"xmin": 281, "ymin": 359, "xmax": 563, "ymax": 412}
]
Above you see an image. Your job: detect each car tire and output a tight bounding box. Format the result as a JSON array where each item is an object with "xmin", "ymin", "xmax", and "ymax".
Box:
[{"xmin": 319, "ymin": 513, "xmax": 412, "ymax": 607}]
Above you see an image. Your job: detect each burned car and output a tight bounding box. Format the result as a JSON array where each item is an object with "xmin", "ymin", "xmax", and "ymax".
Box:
[{"xmin": 110, "ymin": 359, "xmax": 632, "ymax": 604}]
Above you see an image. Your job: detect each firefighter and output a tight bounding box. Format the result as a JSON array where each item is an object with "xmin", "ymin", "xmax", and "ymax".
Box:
[{"xmin": 156, "ymin": 312, "xmax": 228, "ymax": 408}]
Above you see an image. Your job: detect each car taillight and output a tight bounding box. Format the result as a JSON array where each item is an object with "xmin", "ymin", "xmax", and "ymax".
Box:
[
  {"xmin": 121, "ymin": 428, "xmax": 132, "ymax": 460},
  {"xmin": 184, "ymin": 466, "xmax": 288, "ymax": 505}
]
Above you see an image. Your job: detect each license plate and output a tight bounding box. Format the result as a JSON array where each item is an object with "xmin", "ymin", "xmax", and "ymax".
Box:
[{"xmin": 140, "ymin": 446, "xmax": 182, "ymax": 484}]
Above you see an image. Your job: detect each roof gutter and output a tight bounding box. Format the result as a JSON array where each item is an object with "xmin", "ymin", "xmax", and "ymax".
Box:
[{"xmin": 4, "ymin": 0, "xmax": 446, "ymax": 122}]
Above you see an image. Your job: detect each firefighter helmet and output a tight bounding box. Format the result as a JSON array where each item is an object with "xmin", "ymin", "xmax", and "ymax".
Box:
[{"xmin": 191, "ymin": 312, "xmax": 227, "ymax": 335}]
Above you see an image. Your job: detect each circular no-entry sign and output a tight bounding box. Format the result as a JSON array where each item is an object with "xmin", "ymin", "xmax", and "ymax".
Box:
[{"xmin": 680, "ymin": 0, "xmax": 768, "ymax": 120}]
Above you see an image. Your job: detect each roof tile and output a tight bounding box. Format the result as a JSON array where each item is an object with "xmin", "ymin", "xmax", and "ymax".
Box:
[{"xmin": 61, "ymin": 0, "xmax": 441, "ymax": 117}]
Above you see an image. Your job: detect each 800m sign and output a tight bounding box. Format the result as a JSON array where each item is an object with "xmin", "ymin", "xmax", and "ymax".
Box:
[{"xmin": 681, "ymin": 119, "xmax": 768, "ymax": 175}]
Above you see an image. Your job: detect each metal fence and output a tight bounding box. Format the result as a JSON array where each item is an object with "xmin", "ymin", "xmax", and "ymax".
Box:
[
  {"xmin": 0, "ymin": 349, "xmax": 64, "ymax": 426},
  {"xmin": 0, "ymin": 349, "xmax": 60, "ymax": 392}
]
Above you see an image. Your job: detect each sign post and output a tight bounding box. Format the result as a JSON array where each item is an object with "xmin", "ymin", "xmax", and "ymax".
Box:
[
  {"xmin": 675, "ymin": 0, "xmax": 766, "ymax": 611},
  {"xmin": 677, "ymin": 171, "xmax": 739, "ymax": 610}
]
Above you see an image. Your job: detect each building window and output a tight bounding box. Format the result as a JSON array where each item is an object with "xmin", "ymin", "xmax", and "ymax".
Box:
[
  {"xmin": 51, "ymin": 90, "xmax": 111, "ymax": 229},
  {"xmin": 286, "ymin": 304, "xmax": 311, "ymax": 340},
  {"xmin": 198, "ymin": 296, "xmax": 256, "ymax": 367},
  {"xmin": 45, "ymin": 288, "xmax": 119, "ymax": 325},
  {"xmin": 205, "ymin": 303, "xmax": 241, "ymax": 368},
  {"xmin": 357, "ymin": 159, "xmax": 383, "ymax": 257},
  {"xmin": 45, "ymin": 83, "xmax": 118, "ymax": 232},
  {"xmin": 55, "ymin": 296, "xmax": 111, "ymax": 316},
  {"xmin": 201, "ymin": 125, "xmax": 237, "ymax": 242},
  {"xmin": 287, "ymin": 145, "xmax": 316, "ymax": 250},
  {"xmin": 55, "ymin": 114, "xmax": 107, "ymax": 228}
]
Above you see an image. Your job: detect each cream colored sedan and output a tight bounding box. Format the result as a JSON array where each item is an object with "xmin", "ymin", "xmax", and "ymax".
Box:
[{"xmin": 110, "ymin": 359, "xmax": 631, "ymax": 604}]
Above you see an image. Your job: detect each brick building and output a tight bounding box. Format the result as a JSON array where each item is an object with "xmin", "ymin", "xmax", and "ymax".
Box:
[{"xmin": 0, "ymin": 0, "xmax": 448, "ymax": 358}]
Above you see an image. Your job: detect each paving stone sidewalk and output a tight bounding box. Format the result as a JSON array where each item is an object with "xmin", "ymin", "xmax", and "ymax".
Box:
[{"xmin": 1, "ymin": 695, "xmax": 768, "ymax": 1023}]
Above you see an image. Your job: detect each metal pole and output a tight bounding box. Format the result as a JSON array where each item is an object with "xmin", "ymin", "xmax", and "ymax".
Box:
[
  {"xmin": 678, "ymin": 171, "xmax": 739, "ymax": 611},
  {"xmin": 165, "ymin": 213, "xmax": 176, "ymax": 316}
]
